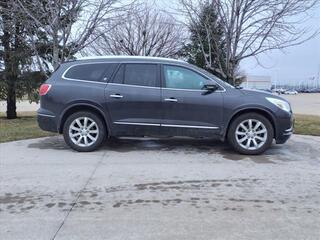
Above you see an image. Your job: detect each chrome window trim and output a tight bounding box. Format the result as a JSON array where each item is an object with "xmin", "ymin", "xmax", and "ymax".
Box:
[
  {"xmin": 108, "ymin": 83, "xmax": 160, "ymax": 90},
  {"xmin": 61, "ymin": 61, "xmax": 227, "ymax": 92},
  {"xmin": 62, "ymin": 78, "xmax": 108, "ymax": 85},
  {"xmin": 62, "ymin": 62, "xmax": 116, "ymax": 83},
  {"xmin": 62, "ymin": 61, "xmax": 160, "ymax": 85},
  {"xmin": 162, "ymin": 87, "xmax": 225, "ymax": 93},
  {"xmin": 107, "ymin": 83, "xmax": 225, "ymax": 92},
  {"xmin": 113, "ymin": 121, "xmax": 219, "ymax": 129}
]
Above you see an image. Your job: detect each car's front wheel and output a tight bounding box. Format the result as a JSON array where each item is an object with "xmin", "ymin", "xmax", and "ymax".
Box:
[
  {"xmin": 63, "ymin": 111, "xmax": 106, "ymax": 152},
  {"xmin": 228, "ymin": 113, "xmax": 274, "ymax": 155}
]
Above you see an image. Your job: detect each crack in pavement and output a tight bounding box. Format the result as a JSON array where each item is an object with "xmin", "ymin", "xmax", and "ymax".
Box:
[{"xmin": 50, "ymin": 152, "xmax": 107, "ymax": 240}]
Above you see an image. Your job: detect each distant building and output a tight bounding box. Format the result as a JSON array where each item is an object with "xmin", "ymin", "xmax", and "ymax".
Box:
[{"xmin": 240, "ymin": 75, "xmax": 272, "ymax": 90}]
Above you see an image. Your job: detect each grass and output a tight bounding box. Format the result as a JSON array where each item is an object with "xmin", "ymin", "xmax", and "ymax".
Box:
[
  {"xmin": 0, "ymin": 112, "xmax": 319, "ymax": 143},
  {"xmin": 0, "ymin": 112, "xmax": 56, "ymax": 143},
  {"xmin": 293, "ymin": 114, "xmax": 320, "ymax": 136}
]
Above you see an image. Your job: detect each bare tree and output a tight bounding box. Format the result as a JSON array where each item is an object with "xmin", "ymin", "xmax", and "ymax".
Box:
[
  {"xmin": 88, "ymin": 4, "xmax": 185, "ymax": 58},
  {"xmin": 179, "ymin": 0, "xmax": 320, "ymax": 84},
  {"xmin": 12, "ymin": 0, "xmax": 131, "ymax": 70}
]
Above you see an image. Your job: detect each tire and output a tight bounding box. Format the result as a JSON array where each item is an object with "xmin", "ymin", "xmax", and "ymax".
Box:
[
  {"xmin": 227, "ymin": 113, "xmax": 274, "ymax": 155},
  {"xmin": 63, "ymin": 111, "xmax": 106, "ymax": 152}
]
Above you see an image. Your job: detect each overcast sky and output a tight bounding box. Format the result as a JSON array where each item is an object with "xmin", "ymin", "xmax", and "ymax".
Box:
[
  {"xmin": 156, "ymin": 0, "xmax": 320, "ymax": 85},
  {"xmin": 240, "ymin": 10, "xmax": 320, "ymax": 85}
]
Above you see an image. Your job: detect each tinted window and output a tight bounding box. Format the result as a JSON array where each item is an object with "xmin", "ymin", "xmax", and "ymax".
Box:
[
  {"xmin": 64, "ymin": 63, "xmax": 117, "ymax": 82},
  {"xmin": 111, "ymin": 64, "xmax": 124, "ymax": 84},
  {"xmin": 124, "ymin": 64, "xmax": 157, "ymax": 87},
  {"xmin": 164, "ymin": 65, "xmax": 210, "ymax": 90}
]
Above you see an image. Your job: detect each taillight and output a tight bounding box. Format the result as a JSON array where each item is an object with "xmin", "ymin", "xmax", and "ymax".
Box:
[{"xmin": 39, "ymin": 84, "xmax": 51, "ymax": 96}]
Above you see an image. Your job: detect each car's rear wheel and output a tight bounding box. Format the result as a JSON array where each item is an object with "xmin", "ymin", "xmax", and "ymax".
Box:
[
  {"xmin": 63, "ymin": 111, "xmax": 106, "ymax": 152},
  {"xmin": 228, "ymin": 113, "xmax": 274, "ymax": 155}
]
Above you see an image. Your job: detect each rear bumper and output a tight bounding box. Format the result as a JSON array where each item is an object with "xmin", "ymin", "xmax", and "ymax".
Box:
[
  {"xmin": 275, "ymin": 114, "xmax": 294, "ymax": 144},
  {"xmin": 37, "ymin": 110, "xmax": 58, "ymax": 133}
]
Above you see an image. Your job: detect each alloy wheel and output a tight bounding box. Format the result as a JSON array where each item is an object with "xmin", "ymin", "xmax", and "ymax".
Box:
[
  {"xmin": 235, "ymin": 119, "xmax": 268, "ymax": 150},
  {"xmin": 69, "ymin": 117, "xmax": 99, "ymax": 147}
]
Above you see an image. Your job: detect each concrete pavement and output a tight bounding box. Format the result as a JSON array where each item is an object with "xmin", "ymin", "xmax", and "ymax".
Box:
[
  {"xmin": 0, "ymin": 135, "xmax": 320, "ymax": 239},
  {"xmin": 281, "ymin": 93, "xmax": 320, "ymax": 116}
]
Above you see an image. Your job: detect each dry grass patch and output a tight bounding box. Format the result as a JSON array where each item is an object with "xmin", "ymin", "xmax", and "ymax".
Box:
[
  {"xmin": 293, "ymin": 114, "xmax": 320, "ymax": 137},
  {"xmin": 0, "ymin": 112, "xmax": 56, "ymax": 143}
]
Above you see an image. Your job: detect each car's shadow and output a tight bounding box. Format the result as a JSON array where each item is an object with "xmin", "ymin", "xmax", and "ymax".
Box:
[{"xmin": 28, "ymin": 136, "xmax": 290, "ymax": 163}]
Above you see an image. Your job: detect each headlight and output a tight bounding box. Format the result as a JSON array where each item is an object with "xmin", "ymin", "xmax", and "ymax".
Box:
[{"xmin": 266, "ymin": 97, "xmax": 291, "ymax": 112}]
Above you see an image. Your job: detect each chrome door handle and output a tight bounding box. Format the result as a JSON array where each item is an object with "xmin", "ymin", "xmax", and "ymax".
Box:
[
  {"xmin": 110, "ymin": 94, "xmax": 123, "ymax": 99},
  {"xmin": 164, "ymin": 98, "xmax": 178, "ymax": 102}
]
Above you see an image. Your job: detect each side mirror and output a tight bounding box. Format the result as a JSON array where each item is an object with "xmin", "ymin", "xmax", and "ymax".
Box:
[{"xmin": 202, "ymin": 84, "xmax": 219, "ymax": 95}]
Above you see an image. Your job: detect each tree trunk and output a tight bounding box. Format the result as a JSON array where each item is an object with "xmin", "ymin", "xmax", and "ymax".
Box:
[
  {"xmin": 52, "ymin": 35, "xmax": 59, "ymax": 70},
  {"xmin": 6, "ymin": 80, "xmax": 17, "ymax": 119},
  {"xmin": 1, "ymin": 1, "xmax": 18, "ymax": 119}
]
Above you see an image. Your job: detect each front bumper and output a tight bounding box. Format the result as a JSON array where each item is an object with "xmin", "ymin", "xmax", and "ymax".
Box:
[{"xmin": 275, "ymin": 114, "xmax": 294, "ymax": 144}]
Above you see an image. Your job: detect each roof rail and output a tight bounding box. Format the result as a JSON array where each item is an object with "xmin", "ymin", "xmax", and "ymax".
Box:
[{"xmin": 77, "ymin": 55, "xmax": 185, "ymax": 63}]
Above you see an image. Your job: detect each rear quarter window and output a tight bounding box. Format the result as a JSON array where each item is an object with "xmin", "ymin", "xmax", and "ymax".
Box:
[{"xmin": 63, "ymin": 63, "xmax": 117, "ymax": 82}]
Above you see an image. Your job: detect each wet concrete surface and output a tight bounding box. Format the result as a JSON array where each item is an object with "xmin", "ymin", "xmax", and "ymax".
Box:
[{"xmin": 0, "ymin": 135, "xmax": 320, "ymax": 239}]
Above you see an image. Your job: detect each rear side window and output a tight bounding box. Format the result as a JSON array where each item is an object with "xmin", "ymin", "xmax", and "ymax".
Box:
[
  {"xmin": 125, "ymin": 64, "xmax": 157, "ymax": 87},
  {"xmin": 110, "ymin": 64, "xmax": 158, "ymax": 87},
  {"xmin": 64, "ymin": 63, "xmax": 117, "ymax": 82},
  {"xmin": 111, "ymin": 64, "xmax": 125, "ymax": 84}
]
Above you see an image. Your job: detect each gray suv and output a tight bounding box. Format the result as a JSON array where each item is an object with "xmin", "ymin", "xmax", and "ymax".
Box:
[{"xmin": 38, "ymin": 56, "xmax": 293, "ymax": 154}]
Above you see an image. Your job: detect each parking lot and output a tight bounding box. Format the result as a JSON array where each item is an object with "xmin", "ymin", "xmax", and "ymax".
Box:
[
  {"xmin": 281, "ymin": 93, "xmax": 320, "ymax": 116},
  {"xmin": 1, "ymin": 135, "xmax": 320, "ymax": 240}
]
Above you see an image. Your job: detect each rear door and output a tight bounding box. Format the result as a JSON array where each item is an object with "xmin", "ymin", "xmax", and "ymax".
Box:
[
  {"xmin": 105, "ymin": 63, "xmax": 161, "ymax": 136},
  {"xmin": 161, "ymin": 64, "xmax": 224, "ymax": 137}
]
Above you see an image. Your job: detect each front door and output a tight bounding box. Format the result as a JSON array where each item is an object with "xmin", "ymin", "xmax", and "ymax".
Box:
[
  {"xmin": 161, "ymin": 65, "xmax": 223, "ymax": 137},
  {"xmin": 105, "ymin": 63, "xmax": 161, "ymax": 136}
]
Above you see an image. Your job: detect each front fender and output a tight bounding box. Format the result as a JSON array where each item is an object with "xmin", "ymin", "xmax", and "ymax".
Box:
[{"xmin": 222, "ymin": 104, "xmax": 278, "ymax": 140}]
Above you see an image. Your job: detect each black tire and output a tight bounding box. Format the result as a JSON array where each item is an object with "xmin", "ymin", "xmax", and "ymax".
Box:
[
  {"xmin": 227, "ymin": 113, "xmax": 274, "ymax": 155},
  {"xmin": 63, "ymin": 111, "xmax": 106, "ymax": 152}
]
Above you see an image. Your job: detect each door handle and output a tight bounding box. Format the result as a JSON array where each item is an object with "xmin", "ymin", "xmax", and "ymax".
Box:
[
  {"xmin": 110, "ymin": 94, "xmax": 123, "ymax": 99},
  {"xmin": 164, "ymin": 98, "xmax": 178, "ymax": 102}
]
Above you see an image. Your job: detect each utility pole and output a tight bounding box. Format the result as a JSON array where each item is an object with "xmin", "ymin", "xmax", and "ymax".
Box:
[
  {"xmin": 317, "ymin": 64, "xmax": 320, "ymax": 88},
  {"xmin": 274, "ymin": 68, "xmax": 278, "ymax": 90},
  {"xmin": 142, "ymin": 30, "xmax": 147, "ymax": 56}
]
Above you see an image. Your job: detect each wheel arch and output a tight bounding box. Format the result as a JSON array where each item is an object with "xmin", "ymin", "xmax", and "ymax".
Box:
[
  {"xmin": 58, "ymin": 103, "xmax": 110, "ymax": 134},
  {"xmin": 224, "ymin": 108, "xmax": 277, "ymax": 140}
]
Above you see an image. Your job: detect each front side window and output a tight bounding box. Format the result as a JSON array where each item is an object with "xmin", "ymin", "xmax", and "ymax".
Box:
[
  {"xmin": 64, "ymin": 63, "xmax": 117, "ymax": 82},
  {"xmin": 163, "ymin": 65, "xmax": 211, "ymax": 90}
]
